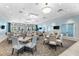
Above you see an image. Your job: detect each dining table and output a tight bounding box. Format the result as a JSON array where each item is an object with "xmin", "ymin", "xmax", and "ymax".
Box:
[{"xmin": 18, "ymin": 36, "xmax": 32, "ymax": 43}]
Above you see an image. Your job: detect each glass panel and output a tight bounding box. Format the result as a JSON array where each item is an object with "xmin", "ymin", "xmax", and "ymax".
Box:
[
  {"xmin": 67, "ymin": 24, "xmax": 74, "ymax": 37},
  {"xmin": 61, "ymin": 24, "xmax": 67, "ymax": 36}
]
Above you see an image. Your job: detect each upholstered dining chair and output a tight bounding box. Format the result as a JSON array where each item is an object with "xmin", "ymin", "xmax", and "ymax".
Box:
[
  {"xmin": 43, "ymin": 38, "xmax": 49, "ymax": 45},
  {"xmin": 48, "ymin": 41, "xmax": 57, "ymax": 51},
  {"xmin": 56, "ymin": 34, "xmax": 63, "ymax": 47},
  {"xmin": 24, "ymin": 35, "xmax": 37, "ymax": 54},
  {"xmin": 11, "ymin": 36, "xmax": 25, "ymax": 55}
]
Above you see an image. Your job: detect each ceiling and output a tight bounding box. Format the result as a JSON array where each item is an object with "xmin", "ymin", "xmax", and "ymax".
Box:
[{"xmin": 0, "ymin": 3, "xmax": 79, "ymax": 24}]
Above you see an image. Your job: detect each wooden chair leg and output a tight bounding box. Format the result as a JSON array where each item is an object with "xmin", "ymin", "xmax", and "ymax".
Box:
[
  {"xmin": 48, "ymin": 46, "xmax": 51, "ymax": 50},
  {"xmin": 8, "ymin": 40, "xmax": 12, "ymax": 44},
  {"xmin": 55, "ymin": 45, "xmax": 57, "ymax": 51},
  {"xmin": 17, "ymin": 50, "xmax": 19, "ymax": 56},
  {"xmin": 31, "ymin": 49, "xmax": 34, "ymax": 55},
  {"xmin": 43, "ymin": 41, "xmax": 45, "ymax": 45},
  {"xmin": 35, "ymin": 46, "xmax": 37, "ymax": 51},
  {"xmin": 61, "ymin": 43, "xmax": 63, "ymax": 47},
  {"xmin": 7, "ymin": 38, "xmax": 8, "ymax": 41},
  {"xmin": 11, "ymin": 48, "xmax": 14, "ymax": 55}
]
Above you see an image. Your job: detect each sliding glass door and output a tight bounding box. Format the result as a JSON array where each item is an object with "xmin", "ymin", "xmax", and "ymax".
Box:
[
  {"xmin": 61, "ymin": 23, "xmax": 75, "ymax": 38},
  {"xmin": 67, "ymin": 24, "xmax": 74, "ymax": 37},
  {"xmin": 61, "ymin": 24, "xmax": 67, "ymax": 36}
]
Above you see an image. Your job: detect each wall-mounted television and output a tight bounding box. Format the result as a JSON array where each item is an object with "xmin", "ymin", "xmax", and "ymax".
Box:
[
  {"xmin": 53, "ymin": 26, "xmax": 60, "ymax": 29},
  {"xmin": 39, "ymin": 27, "xmax": 42, "ymax": 29},
  {"xmin": 1, "ymin": 25, "xmax": 5, "ymax": 29}
]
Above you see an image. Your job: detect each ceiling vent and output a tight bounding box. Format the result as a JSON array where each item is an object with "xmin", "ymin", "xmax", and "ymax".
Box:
[
  {"xmin": 57, "ymin": 9, "xmax": 63, "ymax": 12},
  {"xmin": 19, "ymin": 10, "xmax": 23, "ymax": 13}
]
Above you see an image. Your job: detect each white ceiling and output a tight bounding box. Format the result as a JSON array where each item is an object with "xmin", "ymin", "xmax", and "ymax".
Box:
[{"xmin": 0, "ymin": 3, "xmax": 79, "ymax": 24}]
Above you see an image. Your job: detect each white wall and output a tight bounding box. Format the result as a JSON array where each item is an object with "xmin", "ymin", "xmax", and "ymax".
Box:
[
  {"xmin": 0, "ymin": 17, "xmax": 8, "ymax": 36},
  {"xmin": 47, "ymin": 16, "xmax": 79, "ymax": 41}
]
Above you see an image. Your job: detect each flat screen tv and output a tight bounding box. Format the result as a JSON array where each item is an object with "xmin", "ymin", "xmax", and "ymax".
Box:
[
  {"xmin": 1, "ymin": 25, "xmax": 5, "ymax": 29},
  {"xmin": 39, "ymin": 27, "xmax": 42, "ymax": 29},
  {"xmin": 53, "ymin": 26, "xmax": 60, "ymax": 29}
]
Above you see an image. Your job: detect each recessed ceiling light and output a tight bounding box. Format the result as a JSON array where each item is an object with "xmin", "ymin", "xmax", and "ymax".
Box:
[
  {"xmin": 22, "ymin": 8, "xmax": 25, "ymax": 10},
  {"xmin": 42, "ymin": 7, "xmax": 52, "ymax": 14},
  {"xmin": 29, "ymin": 13, "xmax": 38, "ymax": 19},
  {"xmin": 25, "ymin": 19, "xmax": 35, "ymax": 23},
  {"xmin": 19, "ymin": 10, "xmax": 23, "ymax": 13},
  {"xmin": 35, "ymin": 3, "xmax": 39, "ymax": 5},
  {"xmin": 57, "ymin": 9, "xmax": 63, "ymax": 12},
  {"xmin": 26, "ymin": 19, "xmax": 31, "ymax": 20},
  {"xmin": 26, "ymin": 20, "xmax": 30, "ymax": 23},
  {"xmin": 43, "ymin": 17, "xmax": 46, "ymax": 19},
  {"xmin": 5, "ymin": 5, "xmax": 9, "ymax": 8}
]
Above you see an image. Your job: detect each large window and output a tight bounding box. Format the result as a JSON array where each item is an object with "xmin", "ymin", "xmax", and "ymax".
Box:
[
  {"xmin": 61, "ymin": 24, "xmax": 67, "ymax": 36},
  {"xmin": 61, "ymin": 23, "xmax": 75, "ymax": 37}
]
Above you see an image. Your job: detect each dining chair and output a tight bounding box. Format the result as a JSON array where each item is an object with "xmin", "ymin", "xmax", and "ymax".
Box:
[
  {"xmin": 11, "ymin": 36, "xmax": 25, "ymax": 55},
  {"xmin": 48, "ymin": 41, "xmax": 57, "ymax": 51},
  {"xmin": 43, "ymin": 32, "xmax": 46, "ymax": 38},
  {"xmin": 43, "ymin": 38, "xmax": 49, "ymax": 45},
  {"xmin": 24, "ymin": 35, "xmax": 37, "ymax": 54},
  {"xmin": 56, "ymin": 34, "xmax": 63, "ymax": 47}
]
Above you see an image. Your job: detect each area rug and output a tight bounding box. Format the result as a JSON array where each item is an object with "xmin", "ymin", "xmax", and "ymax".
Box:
[{"xmin": 0, "ymin": 36, "xmax": 76, "ymax": 56}]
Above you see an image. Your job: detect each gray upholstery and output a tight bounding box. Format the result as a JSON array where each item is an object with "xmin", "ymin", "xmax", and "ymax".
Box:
[
  {"xmin": 12, "ymin": 36, "xmax": 24, "ymax": 49},
  {"xmin": 11, "ymin": 36, "xmax": 25, "ymax": 55},
  {"xmin": 56, "ymin": 34, "xmax": 63, "ymax": 46},
  {"xmin": 56, "ymin": 34, "xmax": 63, "ymax": 42},
  {"xmin": 25, "ymin": 36, "xmax": 37, "ymax": 48}
]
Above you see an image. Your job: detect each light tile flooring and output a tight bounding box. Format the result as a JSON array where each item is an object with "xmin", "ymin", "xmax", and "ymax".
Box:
[{"xmin": 59, "ymin": 41, "xmax": 79, "ymax": 56}]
